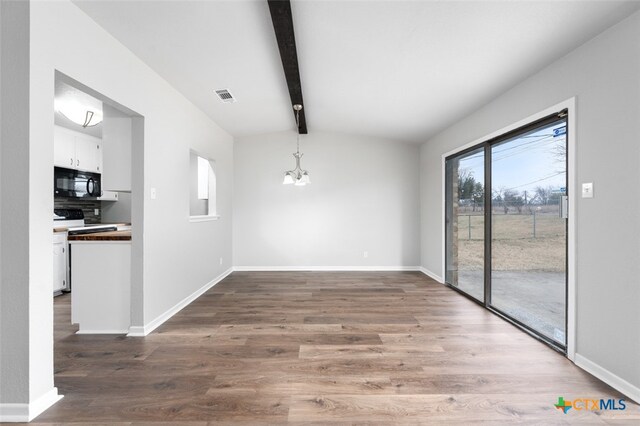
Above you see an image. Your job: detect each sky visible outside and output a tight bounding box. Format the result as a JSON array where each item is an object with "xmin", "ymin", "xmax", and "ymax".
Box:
[{"xmin": 458, "ymin": 121, "xmax": 566, "ymax": 199}]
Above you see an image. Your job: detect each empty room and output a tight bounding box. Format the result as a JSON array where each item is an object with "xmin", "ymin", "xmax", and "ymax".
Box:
[{"xmin": 1, "ymin": 0, "xmax": 639, "ymax": 423}]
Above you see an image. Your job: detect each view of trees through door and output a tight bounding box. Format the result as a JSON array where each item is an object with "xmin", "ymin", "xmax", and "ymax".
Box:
[
  {"xmin": 445, "ymin": 112, "xmax": 568, "ymax": 350},
  {"xmin": 445, "ymin": 147, "xmax": 485, "ymax": 302}
]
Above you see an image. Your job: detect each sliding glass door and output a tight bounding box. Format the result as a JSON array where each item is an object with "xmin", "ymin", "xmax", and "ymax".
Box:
[
  {"xmin": 445, "ymin": 147, "xmax": 485, "ymax": 302},
  {"xmin": 445, "ymin": 111, "xmax": 568, "ymax": 350}
]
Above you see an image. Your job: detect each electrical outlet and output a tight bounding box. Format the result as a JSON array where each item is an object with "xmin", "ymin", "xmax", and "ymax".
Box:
[
  {"xmin": 363, "ymin": 251, "xmax": 369, "ymax": 258},
  {"xmin": 219, "ymin": 257, "xmax": 223, "ymax": 265},
  {"xmin": 150, "ymin": 187, "xmax": 157, "ymax": 199}
]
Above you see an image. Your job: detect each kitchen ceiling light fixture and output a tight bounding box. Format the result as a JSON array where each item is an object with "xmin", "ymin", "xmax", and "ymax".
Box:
[
  {"xmin": 283, "ymin": 104, "xmax": 310, "ymax": 186},
  {"xmin": 55, "ymin": 99, "xmax": 103, "ymax": 128}
]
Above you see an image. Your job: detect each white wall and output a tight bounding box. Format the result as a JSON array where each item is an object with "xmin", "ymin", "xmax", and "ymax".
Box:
[
  {"xmin": 234, "ymin": 131, "xmax": 420, "ymax": 268},
  {"xmin": 100, "ymin": 104, "xmax": 132, "ymax": 224},
  {"xmin": 2, "ymin": 0, "xmax": 233, "ymax": 416},
  {"xmin": 101, "ymin": 104, "xmax": 132, "ymax": 193},
  {"xmin": 0, "ymin": 0, "xmax": 32, "ymax": 408},
  {"xmin": 420, "ymin": 11, "xmax": 640, "ymax": 398},
  {"xmin": 101, "ymin": 192, "xmax": 132, "ymax": 224}
]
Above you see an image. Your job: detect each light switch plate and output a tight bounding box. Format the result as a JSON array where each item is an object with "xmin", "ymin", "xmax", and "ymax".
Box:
[
  {"xmin": 582, "ymin": 182, "xmax": 593, "ymax": 198},
  {"xmin": 150, "ymin": 188, "xmax": 157, "ymax": 199}
]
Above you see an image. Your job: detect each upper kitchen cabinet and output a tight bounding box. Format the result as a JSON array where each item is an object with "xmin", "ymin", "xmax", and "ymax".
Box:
[
  {"xmin": 54, "ymin": 125, "xmax": 103, "ymax": 174},
  {"xmin": 101, "ymin": 104, "xmax": 132, "ymax": 192}
]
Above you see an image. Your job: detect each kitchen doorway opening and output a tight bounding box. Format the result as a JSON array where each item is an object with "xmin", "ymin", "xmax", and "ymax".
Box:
[{"xmin": 52, "ymin": 71, "xmax": 144, "ymax": 372}]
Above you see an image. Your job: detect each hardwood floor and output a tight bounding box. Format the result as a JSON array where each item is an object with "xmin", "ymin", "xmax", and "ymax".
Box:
[{"xmin": 31, "ymin": 271, "xmax": 637, "ymax": 424}]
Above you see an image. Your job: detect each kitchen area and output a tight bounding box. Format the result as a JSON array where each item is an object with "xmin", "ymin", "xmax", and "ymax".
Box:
[{"xmin": 52, "ymin": 74, "xmax": 137, "ymax": 334}]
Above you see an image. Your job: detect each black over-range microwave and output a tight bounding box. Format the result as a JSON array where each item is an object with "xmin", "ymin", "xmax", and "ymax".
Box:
[{"xmin": 54, "ymin": 167, "xmax": 101, "ymax": 198}]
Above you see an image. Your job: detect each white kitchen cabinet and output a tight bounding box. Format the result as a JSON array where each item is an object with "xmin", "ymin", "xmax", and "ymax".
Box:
[
  {"xmin": 75, "ymin": 134, "xmax": 102, "ymax": 173},
  {"xmin": 53, "ymin": 232, "xmax": 68, "ymax": 294},
  {"xmin": 70, "ymin": 239, "xmax": 131, "ymax": 333},
  {"xmin": 53, "ymin": 126, "xmax": 76, "ymax": 168},
  {"xmin": 54, "ymin": 125, "xmax": 102, "ymax": 173}
]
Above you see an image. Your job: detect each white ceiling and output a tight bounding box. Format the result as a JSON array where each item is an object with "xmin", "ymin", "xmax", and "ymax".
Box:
[{"xmin": 73, "ymin": 0, "xmax": 640, "ymax": 143}]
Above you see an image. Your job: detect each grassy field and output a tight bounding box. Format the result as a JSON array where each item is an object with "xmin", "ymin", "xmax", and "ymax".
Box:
[{"xmin": 455, "ymin": 213, "xmax": 566, "ymax": 272}]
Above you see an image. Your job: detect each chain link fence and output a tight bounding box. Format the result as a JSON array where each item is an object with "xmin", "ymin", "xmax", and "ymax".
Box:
[{"xmin": 457, "ymin": 205, "xmax": 565, "ymax": 241}]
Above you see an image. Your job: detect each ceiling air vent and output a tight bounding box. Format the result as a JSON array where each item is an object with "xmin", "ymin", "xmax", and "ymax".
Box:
[{"xmin": 214, "ymin": 89, "xmax": 236, "ymax": 104}]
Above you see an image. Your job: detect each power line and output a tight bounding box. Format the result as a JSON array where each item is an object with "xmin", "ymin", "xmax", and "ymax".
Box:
[
  {"xmin": 459, "ymin": 134, "xmax": 561, "ymax": 165},
  {"xmin": 502, "ymin": 171, "xmax": 566, "ymax": 191}
]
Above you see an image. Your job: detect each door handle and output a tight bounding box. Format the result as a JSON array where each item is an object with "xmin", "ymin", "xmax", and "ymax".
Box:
[
  {"xmin": 77, "ymin": 159, "xmax": 80, "ymax": 167},
  {"xmin": 560, "ymin": 196, "xmax": 568, "ymax": 219}
]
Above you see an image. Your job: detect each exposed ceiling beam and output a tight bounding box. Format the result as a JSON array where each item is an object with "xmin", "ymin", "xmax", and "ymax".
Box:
[{"xmin": 267, "ymin": 0, "xmax": 307, "ymax": 134}]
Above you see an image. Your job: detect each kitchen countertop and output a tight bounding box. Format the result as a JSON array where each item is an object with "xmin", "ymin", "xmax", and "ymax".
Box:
[
  {"xmin": 54, "ymin": 223, "xmax": 131, "ymax": 233},
  {"xmin": 68, "ymin": 230, "xmax": 131, "ymax": 241}
]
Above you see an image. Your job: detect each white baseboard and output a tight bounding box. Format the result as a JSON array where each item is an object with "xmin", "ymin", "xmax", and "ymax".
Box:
[
  {"xmin": 0, "ymin": 387, "xmax": 63, "ymax": 422},
  {"xmin": 127, "ymin": 325, "xmax": 147, "ymax": 337},
  {"xmin": 76, "ymin": 329, "xmax": 129, "ymax": 335},
  {"xmin": 419, "ymin": 266, "xmax": 443, "ymax": 283},
  {"xmin": 574, "ymin": 353, "xmax": 640, "ymax": 404},
  {"xmin": 127, "ymin": 267, "xmax": 233, "ymax": 337},
  {"xmin": 232, "ymin": 266, "xmax": 421, "ymax": 272}
]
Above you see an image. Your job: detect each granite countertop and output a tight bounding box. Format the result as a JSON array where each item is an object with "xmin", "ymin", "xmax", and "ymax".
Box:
[{"xmin": 68, "ymin": 230, "xmax": 132, "ymax": 241}]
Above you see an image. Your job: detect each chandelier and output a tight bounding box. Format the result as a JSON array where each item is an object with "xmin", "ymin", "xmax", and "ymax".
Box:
[{"xmin": 283, "ymin": 104, "xmax": 310, "ymax": 186}]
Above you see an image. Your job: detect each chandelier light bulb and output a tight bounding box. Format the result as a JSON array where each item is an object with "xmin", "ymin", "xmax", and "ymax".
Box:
[{"xmin": 283, "ymin": 172, "xmax": 295, "ymax": 185}]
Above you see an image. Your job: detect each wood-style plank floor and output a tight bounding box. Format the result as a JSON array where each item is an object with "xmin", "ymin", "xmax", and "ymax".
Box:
[{"xmin": 31, "ymin": 271, "xmax": 638, "ymax": 424}]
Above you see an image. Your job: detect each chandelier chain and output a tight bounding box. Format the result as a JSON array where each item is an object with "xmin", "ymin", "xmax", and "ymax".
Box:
[{"xmin": 296, "ymin": 108, "xmax": 300, "ymax": 154}]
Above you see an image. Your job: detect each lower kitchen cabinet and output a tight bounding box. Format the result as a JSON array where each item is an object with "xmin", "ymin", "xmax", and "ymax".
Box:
[
  {"xmin": 53, "ymin": 232, "xmax": 68, "ymax": 294},
  {"xmin": 69, "ymin": 239, "xmax": 131, "ymax": 333}
]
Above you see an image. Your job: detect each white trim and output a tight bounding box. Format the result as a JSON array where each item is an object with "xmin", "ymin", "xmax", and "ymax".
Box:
[
  {"xmin": 76, "ymin": 329, "xmax": 129, "ymax": 335},
  {"xmin": 29, "ymin": 388, "xmax": 62, "ymax": 421},
  {"xmin": 440, "ymin": 98, "xmax": 577, "ymax": 358},
  {"xmin": 574, "ymin": 354, "xmax": 640, "ymax": 404},
  {"xmin": 127, "ymin": 267, "xmax": 233, "ymax": 337},
  {"xmin": 189, "ymin": 215, "xmax": 220, "ymax": 223},
  {"xmin": 126, "ymin": 325, "xmax": 147, "ymax": 337},
  {"xmin": 0, "ymin": 387, "xmax": 63, "ymax": 422},
  {"xmin": 565, "ymin": 98, "xmax": 577, "ymax": 361},
  {"xmin": 419, "ymin": 267, "xmax": 444, "ymax": 283},
  {"xmin": 232, "ymin": 266, "xmax": 421, "ymax": 272},
  {"xmin": 441, "ymin": 148, "xmax": 447, "ymax": 283}
]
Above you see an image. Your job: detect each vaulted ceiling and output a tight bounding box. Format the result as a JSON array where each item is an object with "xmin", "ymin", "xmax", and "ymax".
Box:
[{"xmin": 73, "ymin": 0, "xmax": 640, "ymax": 143}]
